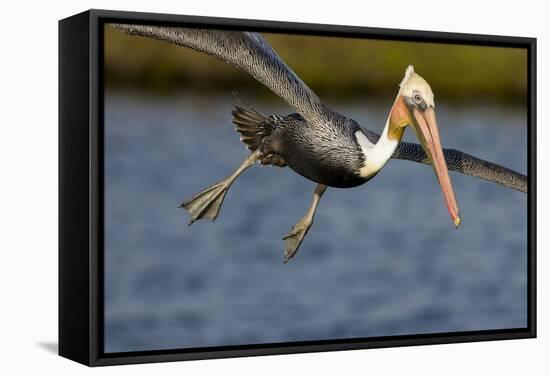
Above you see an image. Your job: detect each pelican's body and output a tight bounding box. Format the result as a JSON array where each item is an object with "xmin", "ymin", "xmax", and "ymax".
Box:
[
  {"xmin": 241, "ymin": 110, "xmax": 369, "ymax": 188},
  {"xmin": 113, "ymin": 24, "xmax": 527, "ymax": 262}
]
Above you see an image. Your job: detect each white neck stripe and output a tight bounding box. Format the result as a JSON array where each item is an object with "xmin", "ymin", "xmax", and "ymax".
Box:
[{"xmin": 355, "ymin": 121, "xmax": 399, "ymax": 178}]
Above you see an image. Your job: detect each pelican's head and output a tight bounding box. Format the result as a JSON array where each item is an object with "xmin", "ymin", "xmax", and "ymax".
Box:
[{"xmin": 389, "ymin": 65, "xmax": 460, "ymax": 227}]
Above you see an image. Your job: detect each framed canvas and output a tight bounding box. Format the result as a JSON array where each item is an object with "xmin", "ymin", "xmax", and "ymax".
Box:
[{"xmin": 59, "ymin": 9, "xmax": 536, "ymax": 366}]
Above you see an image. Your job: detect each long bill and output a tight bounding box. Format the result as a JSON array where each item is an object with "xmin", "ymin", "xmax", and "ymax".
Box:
[{"xmin": 411, "ymin": 107, "xmax": 461, "ymax": 227}]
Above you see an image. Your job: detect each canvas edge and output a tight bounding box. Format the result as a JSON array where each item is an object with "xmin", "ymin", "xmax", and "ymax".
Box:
[{"xmin": 58, "ymin": 10, "xmax": 93, "ymax": 366}]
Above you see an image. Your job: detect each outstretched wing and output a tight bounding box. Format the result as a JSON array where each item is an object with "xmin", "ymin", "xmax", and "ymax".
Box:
[
  {"xmin": 111, "ymin": 24, "xmax": 329, "ymax": 123},
  {"xmin": 392, "ymin": 141, "xmax": 527, "ymax": 193},
  {"xmin": 113, "ymin": 24, "xmax": 528, "ymax": 194}
]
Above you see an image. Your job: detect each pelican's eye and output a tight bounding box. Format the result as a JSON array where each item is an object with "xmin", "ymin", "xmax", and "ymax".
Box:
[{"xmin": 413, "ymin": 92, "xmax": 423, "ymax": 104}]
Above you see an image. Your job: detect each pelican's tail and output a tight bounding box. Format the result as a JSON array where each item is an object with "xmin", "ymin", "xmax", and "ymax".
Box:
[
  {"xmin": 231, "ymin": 99, "xmax": 270, "ymax": 152},
  {"xmin": 231, "ymin": 95, "xmax": 287, "ymax": 167}
]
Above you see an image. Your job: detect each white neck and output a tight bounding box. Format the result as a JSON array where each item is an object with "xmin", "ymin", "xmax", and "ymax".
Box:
[{"xmin": 355, "ymin": 117, "xmax": 399, "ymax": 179}]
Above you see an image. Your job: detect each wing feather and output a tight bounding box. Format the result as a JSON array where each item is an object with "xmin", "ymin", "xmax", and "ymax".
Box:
[
  {"xmin": 111, "ymin": 24, "xmax": 329, "ymax": 123},
  {"xmin": 392, "ymin": 141, "xmax": 527, "ymax": 193},
  {"xmin": 112, "ymin": 24, "xmax": 528, "ymax": 193}
]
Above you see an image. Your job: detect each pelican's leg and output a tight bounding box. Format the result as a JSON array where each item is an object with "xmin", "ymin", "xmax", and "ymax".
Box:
[
  {"xmin": 180, "ymin": 149, "xmax": 260, "ymax": 225},
  {"xmin": 283, "ymin": 184, "xmax": 327, "ymax": 263}
]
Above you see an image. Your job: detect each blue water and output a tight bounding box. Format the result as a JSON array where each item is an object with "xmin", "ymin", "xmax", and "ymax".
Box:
[{"xmin": 104, "ymin": 92, "xmax": 527, "ymax": 353}]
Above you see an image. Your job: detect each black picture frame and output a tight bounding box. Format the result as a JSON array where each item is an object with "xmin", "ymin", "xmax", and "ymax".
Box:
[{"xmin": 59, "ymin": 8, "xmax": 537, "ymax": 367}]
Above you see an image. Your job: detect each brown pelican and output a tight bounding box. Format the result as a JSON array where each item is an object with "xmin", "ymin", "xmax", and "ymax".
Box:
[{"xmin": 113, "ymin": 25, "xmax": 527, "ymax": 262}]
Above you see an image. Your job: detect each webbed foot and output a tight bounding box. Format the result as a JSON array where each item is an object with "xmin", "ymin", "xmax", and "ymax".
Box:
[
  {"xmin": 180, "ymin": 180, "xmax": 230, "ymax": 225},
  {"xmin": 180, "ymin": 150, "xmax": 260, "ymax": 225},
  {"xmin": 283, "ymin": 214, "xmax": 313, "ymax": 263},
  {"xmin": 282, "ymin": 184, "xmax": 327, "ymax": 263}
]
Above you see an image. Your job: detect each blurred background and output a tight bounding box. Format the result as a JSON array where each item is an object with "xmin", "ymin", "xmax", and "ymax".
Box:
[
  {"xmin": 104, "ymin": 26, "xmax": 527, "ymax": 103},
  {"xmin": 103, "ymin": 25, "xmax": 527, "ymax": 353}
]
